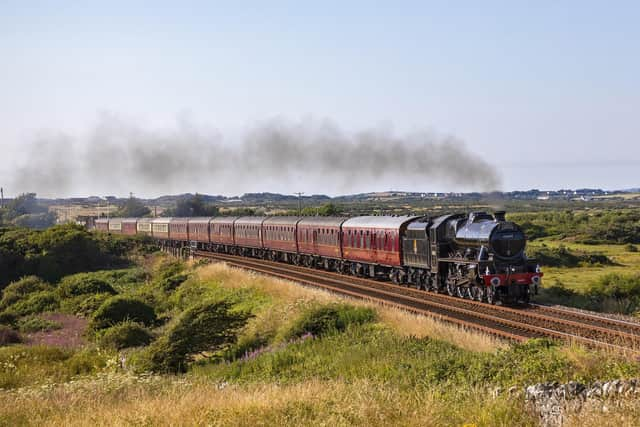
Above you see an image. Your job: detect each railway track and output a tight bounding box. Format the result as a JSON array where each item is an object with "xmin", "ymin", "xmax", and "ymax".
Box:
[{"xmin": 193, "ymin": 251, "xmax": 640, "ymax": 354}]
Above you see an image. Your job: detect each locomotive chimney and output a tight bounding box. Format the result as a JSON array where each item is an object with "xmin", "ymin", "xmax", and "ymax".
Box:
[{"xmin": 494, "ymin": 211, "xmax": 506, "ymax": 221}]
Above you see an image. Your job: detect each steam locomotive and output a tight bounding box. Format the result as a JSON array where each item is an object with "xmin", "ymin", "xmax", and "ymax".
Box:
[{"xmin": 95, "ymin": 211, "xmax": 541, "ymax": 304}]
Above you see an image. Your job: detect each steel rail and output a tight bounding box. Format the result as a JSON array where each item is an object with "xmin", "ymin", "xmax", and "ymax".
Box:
[
  {"xmin": 527, "ymin": 303, "xmax": 640, "ymax": 335},
  {"xmin": 193, "ymin": 251, "xmax": 640, "ymax": 354}
]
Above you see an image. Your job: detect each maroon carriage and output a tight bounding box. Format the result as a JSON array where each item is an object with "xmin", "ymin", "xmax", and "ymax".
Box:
[
  {"xmin": 169, "ymin": 218, "xmax": 189, "ymax": 241},
  {"xmin": 95, "ymin": 218, "xmax": 109, "ymax": 232},
  {"xmin": 188, "ymin": 217, "xmax": 212, "ymax": 243},
  {"xmin": 121, "ymin": 218, "xmax": 138, "ymax": 236},
  {"xmin": 297, "ymin": 217, "xmax": 347, "ymax": 259},
  {"xmin": 233, "ymin": 217, "xmax": 266, "ymax": 248},
  {"xmin": 210, "ymin": 217, "xmax": 239, "ymax": 245},
  {"xmin": 152, "ymin": 218, "xmax": 171, "ymax": 240},
  {"xmin": 108, "ymin": 217, "xmax": 123, "ymax": 235},
  {"xmin": 262, "ymin": 216, "xmax": 301, "ymax": 254},
  {"xmin": 341, "ymin": 216, "xmax": 419, "ymax": 267},
  {"xmin": 136, "ymin": 218, "xmax": 153, "ymax": 236}
]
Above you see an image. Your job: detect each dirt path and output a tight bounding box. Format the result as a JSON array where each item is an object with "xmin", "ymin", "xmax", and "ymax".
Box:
[{"xmin": 25, "ymin": 313, "xmax": 88, "ymax": 348}]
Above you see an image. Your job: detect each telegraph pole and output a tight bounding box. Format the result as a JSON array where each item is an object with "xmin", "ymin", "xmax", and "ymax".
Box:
[{"xmin": 294, "ymin": 192, "xmax": 304, "ymax": 216}]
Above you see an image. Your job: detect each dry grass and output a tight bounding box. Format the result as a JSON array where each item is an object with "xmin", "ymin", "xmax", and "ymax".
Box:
[
  {"xmin": 195, "ymin": 262, "xmax": 505, "ymax": 352},
  {"xmin": 0, "ymin": 374, "xmax": 532, "ymax": 427},
  {"xmin": 376, "ymin": 306, "xmax": 506, "ymax": 353},
  {"xmin": 195, "ymin": 261, "xmax": 337, "ymax": 304}
]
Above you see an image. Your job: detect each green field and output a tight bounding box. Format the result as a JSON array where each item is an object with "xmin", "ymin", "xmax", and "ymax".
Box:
[{"xmin": 530, "ymin": 240, "xmax": 640, "ymax": 292}]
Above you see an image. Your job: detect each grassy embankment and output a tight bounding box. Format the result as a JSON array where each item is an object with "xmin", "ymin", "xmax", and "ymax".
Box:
[{"xmin": 2, "ymin": 255, "xmax": 640, "ymax": 426}]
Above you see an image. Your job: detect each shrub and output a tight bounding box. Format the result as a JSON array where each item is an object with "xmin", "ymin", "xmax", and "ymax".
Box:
[
  {"xmin": 60, "ymin": 292, "xmax": 113, "ymax": 317},
  {"xmin": 529, "ymin": 245, "xmax": 614, "ymax": 268},
  {"xmin": 110, "ymin": 268, "xmax": 148, "ymax": 291},
  {"xmin": 541, "ymin": 280, "xmax": 576, "ymax": 298},
  {"xmin": 17, "ymin": 315, "xmax": 62, "ymax": 333},
  {"xmin": 0, "ymin": 223, "xmax": 144, "ymax": 288},
  {"xmin": 90, "ymin": 296, "xmax": 157, "ymax": 330},
  {"xmin": 586, "ymin": 273, "xmax": 640, "ymax": 314},
  {"xmin": 155, "ymin": 273, "xmax": 189, "ymax": 292},
  {"xmin": 57, "ymin": 273, "xmax": 117, "ymax": 299},
  {"xmin": 286, "ymin": 304, "xmax": 377, "ymax": 340},
  {"xmin": 0, "ymin": 325, "xmax": 21, "ymax": 345},
  {"xmin": 141, "ymin": 299, "xmax": 251, "ymax": 373},
  {"xmin": 627, "ymin": 244, "xmax": 638, "ymax": 253},
  {"xmin": 97, "ymin": 321, "xmax": 153, "ymax": 350},
  {"xmin": 153, "ymin": 259, "xmax": 184, "ymax": 280},
  {"xmin": 0, "ymin": 311, "xmax": 17, "ymax": 326},
  {"xmin": 10, "ymin": 291, "xmax": 60, "ymax": 316},
  {"xmin": 0, "ymin": 276, "xmax": 51, "ymax": 309}
]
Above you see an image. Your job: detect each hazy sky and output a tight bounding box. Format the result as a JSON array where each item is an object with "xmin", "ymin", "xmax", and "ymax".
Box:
[{"xmin": 1, "ymin": 1, "xmax": 638, "ymax": 197}]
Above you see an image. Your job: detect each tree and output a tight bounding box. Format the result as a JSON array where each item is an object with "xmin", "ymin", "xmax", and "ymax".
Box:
[
  {"xmin": 114, "ymin": 197, "xmax": 151, "ymax": 217},
  {"xmin": 3, "ymin": 193, "xmax": 47, "ymax": 220},
  {"xmin": 167, "ymin": 194, "xmax": 219, "ymax": 217},
  {"xmin": 0, "ymin": 193, "xmax": 55, "ymax": 228},
  {"xmin": 145, "ymin": 299, "xmax": 252, "ymax": 372},
  {"xmin": 0, "ymin": 224, "xmax": 133, "ymax": 289},
  {"xmin": 300, "ymin": 203, "xmax": 343, "ymax": 216},
  {"xmin": 13, "ymin": 212, "xmax": 57, "ymax": 229}
]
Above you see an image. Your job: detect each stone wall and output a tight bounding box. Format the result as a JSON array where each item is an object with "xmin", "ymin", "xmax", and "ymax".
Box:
[{"xmin": 525, "ymin": 379, "xmax": 640, "ymax": 426}]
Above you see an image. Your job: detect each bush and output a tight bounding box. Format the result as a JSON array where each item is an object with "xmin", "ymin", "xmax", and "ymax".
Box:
[
  {"xmin": 17, "ymin": 315, "xmax": 62, "ymax": 333},
  {"xmin": 0, "ymin": 311, "xmax": 17, "ymax": 326},
  {"xmin": 155, "ymin": 273, "xmax": 189, "ymax": 292},
  {"xmin": 97, "ymin": 321, "xmax": 153, "ymax": 350},
  {"xmin": 627, "ymin": 244, "xmax": 638, "ymax": 253},
  {"xmin": 286, "ymin": 304, "xmax": 377, "ymax": 340},
  {"xmin": 0, "ymin": 325, "xmax": 21, "ymax": 345},
  {"xmin": 154, "ymin": 259, "xmax": 184, "ymax": 280},
  {"xmin": 0, "ymin": 276, "xmax": 51, "ymax": 309},
  {"xmin": 529, "ymin": 245, "xmax": 615, "ymax": 268},
  {"xmin": 0, "ymin": 223, "xmax": 143, "ymax": 288},
  {"xmin": 586, "ymin": 273, "xmax": 640, "ymax": 314},
  {"xmin": 90, "ymin": 296, "xmax": 157, "ymax": 330},
  {"xmin": 10, "ymin": 291, "xmax": 59, "ymax": 316},
  {"xmin": 542, "ymin": 281, "xmax": 577, "ymax": 299},
  {"xmin": 57, "ymin": 273, "xmax": 117, "ymax": 299},
  {"xmin": 60, "ymin": 292, "xmax": 113, "ymax": 317},
  {"xmin": 141, "ymin": 299, "xmax": 251, "ymax": 373}
]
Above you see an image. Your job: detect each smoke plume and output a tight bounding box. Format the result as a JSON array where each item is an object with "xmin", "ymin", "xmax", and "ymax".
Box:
[{"xmin": 12, "ymin": 115, "xmax": 502, "ymax": 197}]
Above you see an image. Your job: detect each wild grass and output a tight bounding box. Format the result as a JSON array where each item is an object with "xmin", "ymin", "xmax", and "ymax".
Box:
[
  {"xmin": 195, "ymin": 262, "xmax": 504, "ymax": 353},
  {"xmin": 0, "ymin": 375, "xmax": 535, "ymax": 427},
  {"xmin": 0, "ymin": 345, "xmax": 116, "ymax": 389}
]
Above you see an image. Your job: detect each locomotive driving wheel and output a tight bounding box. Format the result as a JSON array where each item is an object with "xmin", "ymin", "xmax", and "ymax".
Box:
[
  {"xmin": 446, "ymin": 280, "xmax": 457, "ymax": 296},
  {"xmin": 470, "ymin": 285, "xmax": 485, "ymax": 302},
  {"xmin": 486, "ymin": 286, "xmax": 497, "ymax": 305},
  {"xmin": 456, "ymin": 285, "xmax": 471, "ymax": 299}
]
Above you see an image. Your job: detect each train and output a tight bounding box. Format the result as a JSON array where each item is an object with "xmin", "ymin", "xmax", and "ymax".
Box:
[{"xmin": 94, "ymin": 211, "xmax": 542, "ymax": 304}]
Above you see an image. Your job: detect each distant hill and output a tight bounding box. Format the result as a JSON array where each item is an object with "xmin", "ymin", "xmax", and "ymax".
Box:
[{"xmin": 27, "ymin": 187, "xmax": 640, "ymax": 208}]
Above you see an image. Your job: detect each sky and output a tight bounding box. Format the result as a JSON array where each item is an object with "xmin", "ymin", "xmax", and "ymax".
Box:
[{"xmin": 0, "ymin": 1, "xmax": 638, "ymax": 198}]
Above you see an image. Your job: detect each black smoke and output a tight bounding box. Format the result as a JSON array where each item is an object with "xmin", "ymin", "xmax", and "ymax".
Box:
[{"xmin": 12, "ymin": 115, "xmax": 502, "ymax": 196}]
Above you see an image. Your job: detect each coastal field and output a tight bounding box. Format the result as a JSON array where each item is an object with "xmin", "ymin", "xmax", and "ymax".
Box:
[{"xmin": 1, "ymin": 235, "xmax": 640, "ymax": 426}]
